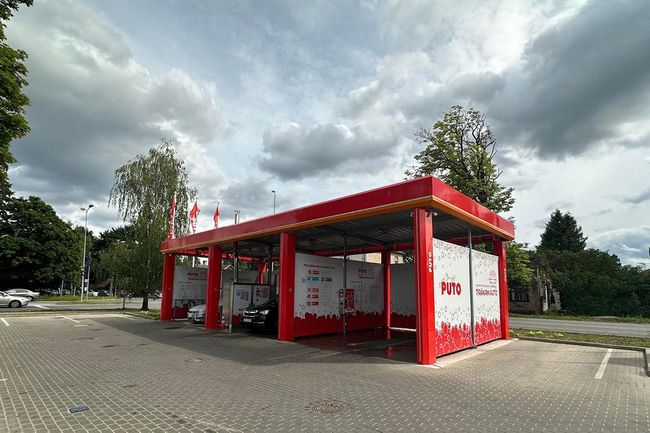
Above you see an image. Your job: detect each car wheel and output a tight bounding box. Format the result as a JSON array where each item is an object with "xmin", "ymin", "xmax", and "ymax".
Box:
[
  {"xmin": 9, "ymin": 300, "xmax": 21, "ymax": 308},
  {"xmin": 27, "ymin": 296, "xmax": 34, "ymax": 301}
]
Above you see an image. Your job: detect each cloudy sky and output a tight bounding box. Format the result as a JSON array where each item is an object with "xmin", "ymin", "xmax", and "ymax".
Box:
[{"xmin": 5, "ymin": 0, "xmax": 650, "ymax": 265}]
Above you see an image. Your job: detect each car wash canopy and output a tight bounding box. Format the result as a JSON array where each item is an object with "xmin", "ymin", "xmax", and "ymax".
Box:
[{"xmin": 159, "ymin": 176, "xmax": 515, "ymax": 365}]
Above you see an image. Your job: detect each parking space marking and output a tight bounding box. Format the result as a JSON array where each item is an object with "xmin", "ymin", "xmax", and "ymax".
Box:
[
  {"xmin": 1, "ymin": 318, "xmax": 8, "ymax": 327},
  {"xmin": 31, "ymin": 304, "xmax": 50, "ymax": 310},
  {"xmin": 594, "ymin": 348, "xmax": 613, "ymax": 379},
  {"xmin": 60, "ymin": 316, "xmax": 81, "ymax": 324}
]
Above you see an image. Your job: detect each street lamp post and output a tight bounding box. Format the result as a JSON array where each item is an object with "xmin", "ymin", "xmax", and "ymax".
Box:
[
  {"xmin": 80, "ymin": 204, "xmax": 94, "ymax": 302},
  {"xmin": 272, "ymin": 190, "xmax": 276, "ymax": 214}
]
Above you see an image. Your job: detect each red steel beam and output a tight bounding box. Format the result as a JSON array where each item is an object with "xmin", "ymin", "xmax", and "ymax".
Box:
[{"xmin": 161, "ymin": 176, "xmax": 514, "ymax": 254}]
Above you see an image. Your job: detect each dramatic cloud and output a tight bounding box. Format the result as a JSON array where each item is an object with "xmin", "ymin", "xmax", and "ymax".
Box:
[
  {"xmin": 6, "ymin": 0, "xmax": 222, "ymax": 228},
  {"xmin": 4, "ymin": 0, "xmax": 649, "ymax": 266},
  {"xmin": 258, "ymin": 121, "xmax": 397, "ymax": 180},
  {"xmin": 491, "ymin": 0, "xmax": 650, "ymax": 157}
]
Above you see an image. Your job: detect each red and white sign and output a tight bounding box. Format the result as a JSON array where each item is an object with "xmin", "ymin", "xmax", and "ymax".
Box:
[{"xmin": 434, "ymin": 239, "xmax": 472, "ymax": 356}]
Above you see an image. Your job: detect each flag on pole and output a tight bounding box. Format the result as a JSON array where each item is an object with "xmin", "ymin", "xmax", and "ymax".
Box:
[
  {"xmin": 189, "ymin": 201, "xmax": 199, "ymax": 234},
  {"xmin": 213, "ymin": 204, "xmax": 220, "ymax": 229},
  {"xmin": 168, "ymin": 196, "xmax": 176, "ymax": 239}
]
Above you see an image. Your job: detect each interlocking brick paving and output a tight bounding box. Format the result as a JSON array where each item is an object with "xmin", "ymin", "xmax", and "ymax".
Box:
[{"xmin": 0, "ymin": 314, "xmax": 648, "ymax": 432}]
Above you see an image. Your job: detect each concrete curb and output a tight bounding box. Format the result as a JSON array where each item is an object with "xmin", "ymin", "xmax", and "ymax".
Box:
[
  {"xmin": 517, "ymin": 336, "xmax": 650, "ymax": 377},
  {"xmin": 122, "ymin": 311, "xmax": 159, "ymax": 321}
]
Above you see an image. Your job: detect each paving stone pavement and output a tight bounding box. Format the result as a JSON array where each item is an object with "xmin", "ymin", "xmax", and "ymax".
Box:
[{"xmin": 0, "ymin": 313, "xmax": 648, "ymax": 433}]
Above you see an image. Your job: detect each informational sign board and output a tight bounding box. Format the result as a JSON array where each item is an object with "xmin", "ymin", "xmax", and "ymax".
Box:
[
  {"xmin": 173, "ymin": 266, "xmax": 208, "ymax": 310},
  {"xmin": 293, "ymin": 253, "xmax": 383, "ymax": 319},
  {"xmin": 471, "ymin": 250, "xmax": 502, "ymax": 344},
  {"xmin": 389, "ymin": 240, "xmax": 501, "ymax": 353},
  {"xmin": 433, "ymin": 239, "xmax": 472, "ymax": 355},
  {"xmin": 344, "ymin": 288, "xmax": 355, "ymax": 313},
  {"xmin": 294, "ymin": 253, "xmax": 344, "ymax": 319},
  {"xmin": 231, "ymin": 283, "xmax": 272, "ymax": 318},
  {"xmin": 345, "ymin": 260, "xmax": 384, "ymax": 314}
]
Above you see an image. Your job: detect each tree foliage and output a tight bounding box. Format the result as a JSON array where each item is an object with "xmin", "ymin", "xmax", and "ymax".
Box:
[
  {"xmin": 0, "ymin": 196, "xmax": 81, "ymax": 289},
  {"xmin": 406, "ymin": 105, "xmax": 514, "ymax": 213},
  {"xmin": 0, "ymin": 0, "xmax": 33, "ymax": 204},
  {"xmin": 109, "ymin": 138, "xmax": 196, "ymax": 309},
  {"xmin": 539, "ymin": 209, "xmax": 587, "ymax": 252},
  {"xmin": 505, "ymin": 242, "xmax": 533, "ymax": 293}
]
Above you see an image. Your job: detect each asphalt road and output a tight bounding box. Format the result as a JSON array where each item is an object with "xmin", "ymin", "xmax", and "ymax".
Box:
[
  {"xmin": 0, "ymin": 298, "xmax": 161, "ymax": 312},
  {"xmin": 510, "ymin": 317, "xmax": 650, "ymax": 338}
]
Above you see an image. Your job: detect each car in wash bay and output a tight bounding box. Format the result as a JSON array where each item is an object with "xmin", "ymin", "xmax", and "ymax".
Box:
[
  {"xmin": 241, "ymin": 296, "xmax": 278, "ymax": 331},
  {"xmin": 0, "ymin": 291, "xmax": 30, "ymax": 308},
  {"xmin": 187, "ymin": 304, "xmax": 206, "ymax": 324},
  {"xmin": 5, "ymin": 288, "xmax": 40, "ymax": 301}
]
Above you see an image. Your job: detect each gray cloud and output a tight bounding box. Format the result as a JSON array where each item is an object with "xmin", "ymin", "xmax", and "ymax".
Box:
[
  {"xmin": 491, "ymin": 0, "xmax": 650, "ymax": 157},
  {"xmin": 624, "ymin": 188, "xmax": 650, "ymax": 205},
  {"xmin": 590, "ymin": 225, "xmax": 650, "ymax": 265},
  {"xmin": 7, "ymin": 0, "xmax": 221, "ymax": 216},
  {"xmin": 258, "ymin": 121, "xmax": 397, "ymax": 180}
]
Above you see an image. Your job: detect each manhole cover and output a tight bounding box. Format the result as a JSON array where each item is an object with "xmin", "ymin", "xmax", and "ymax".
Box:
[
  {"xmin": 306, "ymin": 400, "xmax": 350, "ymax": 414},
  {"xmin": 184, "ymin": 357, "xmax": 205, "ymax": 363}
]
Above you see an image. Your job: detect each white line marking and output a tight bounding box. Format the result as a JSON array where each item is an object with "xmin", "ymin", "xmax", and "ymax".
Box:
[
  {"xmin": 595, "ymin": 348, "xmax": 613, "ymax": 379},
  {"xmin": 1, "ymin": 318, "xmax": 8, "ymax": 327},
  {"xmin": 31, "ymin": 304, "xmax": 50, "ymax": 310},
  {"xmin": 60, "ymin": 316, "xmax": 80, "ymax": 324}
]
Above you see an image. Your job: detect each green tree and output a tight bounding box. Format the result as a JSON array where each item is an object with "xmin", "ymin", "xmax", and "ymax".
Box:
[
  {"xmin": 0, "ymin": 0, "xmax": 33, "ymax": 205},
  {"xmin": 109, "ymin": 138, "xmax": 196, "ymax": 310},
  {"xmin": 505, "ymin": 242, "xmax": 533, "ymax": 293},
  {"xmin": 406, "ymin": 105, "xmax": 515, "ymax": 212},
  {"xmin": 0, "ymin": 196, "xmax": 81, "ymax": 289},
  {"xmin": 539, "ymin": 210, "xmax": 587, "ymax": 252}
]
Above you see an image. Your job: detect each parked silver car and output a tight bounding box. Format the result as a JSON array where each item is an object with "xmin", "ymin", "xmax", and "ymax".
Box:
[
  {"xmin": 0, "ymin": 291, "xmax": 30, "ymax": 308},
  {"xmin": 5, "ymin": 288, "xmax": 40, "ymax": 301}
]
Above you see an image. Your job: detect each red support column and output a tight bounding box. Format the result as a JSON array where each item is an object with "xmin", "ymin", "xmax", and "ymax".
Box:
[
  {"xmin": 381, "ymin": 250, "xmax": 391, "ymax": 329},
  {"xmin": 493, "ymin": 239, "xmax": 510, "ymax": 339},
  {"xmin": 278, "ymin": 232, "xmax": 296, "ymax": 341},
  {"xmin": 160, "ymin": 253, "xmax": 175, "ymax": 321},
  {"xmin": 205, "ymin": 245, "xmax": 223, "ymax": 330},
  {"xmin": 257, "ymin": 260, "xmax": 268, "ymax": 284},
  {"xmin": 413, "ymin": 208, "xmax": 436, "ymax": 365}
]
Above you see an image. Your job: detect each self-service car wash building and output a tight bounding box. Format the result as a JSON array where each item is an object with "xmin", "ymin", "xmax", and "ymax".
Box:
[{"xmin": 159, "ymin": 176, "xmax": 514, "ymax": 365}]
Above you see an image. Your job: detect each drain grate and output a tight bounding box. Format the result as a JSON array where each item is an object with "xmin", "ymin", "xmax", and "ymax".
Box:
[
  {"xmin": 184, "ymin": 357, "xmax": 205, "ymax": 363},
  {"xmin": 123, "ymin": 384, "xmax": 137, "ymax": 388},
  {"xmin": 306, "ymin": 400, "xmax": 350, "ymax": 414},
  {"xmin": 165, "ymin": 326, "xmax": 183, "ymax": 330},
  {"xmin": 68, "ymin": 405, "xmax": 90, "ymax": 414},
  {"xmin": 73, "ymin": 337, "xmax": 96, "ymax": 341},
  {"xmin": 102, "ymin": 344, "xmax": 118, "ymax": 348}
]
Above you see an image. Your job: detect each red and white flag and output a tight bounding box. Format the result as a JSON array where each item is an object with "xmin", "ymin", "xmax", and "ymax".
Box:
[
  {"xmin": 189, "ymin": 201, "xmax": 199, "ymax": 234},
  {"xmin": 213, "ymin": 204, "xmax": 220, "ymax": 229},
  {"xmin": 168, "ymin": 196, "xmax": 176, "ymax": 239}
]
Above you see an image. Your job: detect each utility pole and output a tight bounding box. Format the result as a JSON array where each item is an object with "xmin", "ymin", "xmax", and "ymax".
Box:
[
  {"xmin": 80, "ymin": 204, "xmax": 94, "ymax": 302},
  {"xmin": 272, "ymin": 190, "xmax": 276, "ymax": 214}
]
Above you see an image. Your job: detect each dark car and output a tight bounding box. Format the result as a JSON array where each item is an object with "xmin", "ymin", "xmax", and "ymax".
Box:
[
  {"xmin": 97, "ymin": 290, "xmax": 109, "ymax": 297},
  {"xmin": 241, "ymin": 296, "xmax": 278, "ymax": 331}
]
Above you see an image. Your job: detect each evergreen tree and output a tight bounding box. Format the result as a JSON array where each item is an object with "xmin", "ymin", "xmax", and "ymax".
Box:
[{"xmin": 539, "ymin": 209, "xmax": 587, "ymax": 252}]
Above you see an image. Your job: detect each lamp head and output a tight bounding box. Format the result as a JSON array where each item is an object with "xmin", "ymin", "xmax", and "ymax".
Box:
[{"xmin": 88, "ymin": 204, "xmax": 94, "ymax": 209}]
